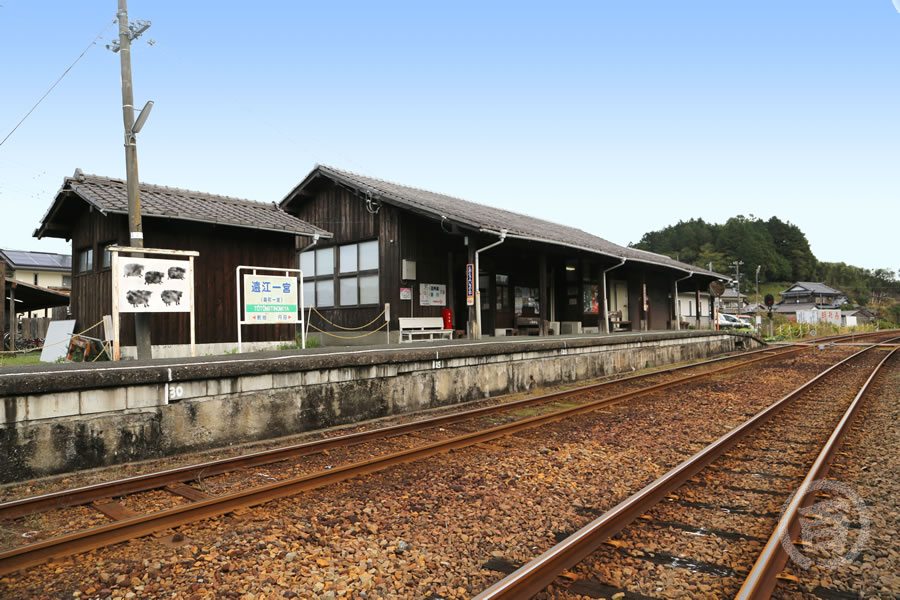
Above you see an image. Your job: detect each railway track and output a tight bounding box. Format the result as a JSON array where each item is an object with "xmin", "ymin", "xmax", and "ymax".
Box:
[
  {"xmin": 0, "ymin": 331, "xmax": 892, "ymax": 580},
  {"xmin": 473, "ymin": 338, "xmax": 898, "ymax": 599}
]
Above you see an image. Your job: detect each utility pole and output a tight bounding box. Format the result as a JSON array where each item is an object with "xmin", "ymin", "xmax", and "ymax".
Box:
[
  {"xmin": 732, "ymin": 260, "xmax": 743, "ymax": 313},
  {"xmin": 113, "ymin": 0, "xmax": 152, "ymax": 359}
]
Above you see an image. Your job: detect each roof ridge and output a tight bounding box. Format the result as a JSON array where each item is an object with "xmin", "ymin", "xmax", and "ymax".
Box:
[
  {"xmin": 318, "ymin": 164, "xmax": 607, "ymax": 240},
  {"xmin": 71, "ymin": 173, "xmax": 284, "ymax": 211}
]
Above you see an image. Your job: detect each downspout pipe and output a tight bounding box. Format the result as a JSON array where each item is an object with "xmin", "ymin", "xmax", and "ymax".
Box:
[
  {"xmin": 674, "ymin": 271, "xmax": 693, "ymax": 331},
  {"xmin": 299, "ymin": 233, "xmax": 321, "ymax": 256},
  {"xmin": 474, "ymin": 229, "xmax": 507, "ymax": 340},
  {"xmin": 601, "ymin": 257, "xmax": 627, "ymax": 334}
]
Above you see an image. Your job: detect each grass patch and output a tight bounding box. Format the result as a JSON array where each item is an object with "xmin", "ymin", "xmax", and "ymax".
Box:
[{"xmin": 0, "ymin": 351, "xmax": 42, "ymax": 368}]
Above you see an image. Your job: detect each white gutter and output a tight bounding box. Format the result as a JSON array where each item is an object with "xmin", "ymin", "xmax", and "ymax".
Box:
[
  {"xmin": 474, "ymin": 229, "xmax": 507, "ymax": 340},
  {"xmin": 601, "ymin": 257, "xmax": 627, "ymax": 334},
  {"xmin": 673, "ymin": 271, "xmax": 693, "ymax": 331}
]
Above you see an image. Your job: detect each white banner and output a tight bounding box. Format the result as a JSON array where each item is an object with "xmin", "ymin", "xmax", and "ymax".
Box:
[
  {"xmin": 419, "ymin": 283, "xmax": 446, "ymax": 306},
  {"xmin": 116, "ymin": 257, "xmax": 193, "ymax": 313}
]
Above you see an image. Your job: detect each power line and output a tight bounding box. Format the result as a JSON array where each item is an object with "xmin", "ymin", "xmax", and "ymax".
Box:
[{"xmin": 0, "ymin": 17, "xmax": 117, "ymax": 148}]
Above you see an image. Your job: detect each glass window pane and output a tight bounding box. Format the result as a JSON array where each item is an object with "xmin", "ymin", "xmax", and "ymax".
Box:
[
  {"xmin": 315, "ymin": 247, "xmax": 333, "ymax": 276},
  {"xmin": 339, "ymin": 244, "xmax": 358, "ymax": 273},
  {"xmin": 359, "ymin": 275, "xmax": 379, "ymax": 304},
  {"xmin": 303, "ymin": 281, "xmax": 315, "ymax": 307},
  {"xmin": 316, "ymin": 279, "xmax": 334, "ymax": 307},
  {"xmin": 300, "ymin": 251, "xmax": 315, "ymax": 278},
  {"xmin": 359, "ymin": 240, "xmax": 378, "ymax": 271},
  {"xmin": 340, "ymin": 277, "xmax": 358, "ymax": 306}
]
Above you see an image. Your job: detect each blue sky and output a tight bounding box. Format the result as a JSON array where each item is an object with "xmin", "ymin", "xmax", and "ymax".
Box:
[{"xmin": 1, "ymin": 1, "xmax": 898, "ymax": 274}]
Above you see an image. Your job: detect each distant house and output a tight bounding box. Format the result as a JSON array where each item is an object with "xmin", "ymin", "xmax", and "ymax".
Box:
[
  {"xmin": 34, "ymin": 170, "xmax": 330, "ymax": 357},
  {"xmin": 774, "ymin": 282, "xmax": 847, "ymax": 318},
  {"xmin": 0, "ymin": 248, "xmax": 72, "ymax": 291},
  {"xmin": 719, "ymin": 287, "xmax": 747, "ymax": 314},
  {"xmin": 842, "ymin": 307, "xmax": 875, "ymax": 326}
]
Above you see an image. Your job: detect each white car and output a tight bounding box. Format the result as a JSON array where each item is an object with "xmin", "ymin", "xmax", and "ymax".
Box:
[{"xmin": 716, "ymin": 313, "xmax": 744, "ymax": 328}]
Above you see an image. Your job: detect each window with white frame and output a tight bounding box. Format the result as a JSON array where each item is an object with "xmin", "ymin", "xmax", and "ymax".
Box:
[
  {"xmin": 300, "ymin": 240, "xmax": 379, "ymax": 308},
  {"xmin": 77, "ymin": 248, "xmax": 93, "ymax": 273}
]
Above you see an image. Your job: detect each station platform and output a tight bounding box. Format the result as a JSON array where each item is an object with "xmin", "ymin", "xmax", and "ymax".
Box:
[{"xmin": 0, "ymin": 329, "xmax": 761, "ymax": 483}]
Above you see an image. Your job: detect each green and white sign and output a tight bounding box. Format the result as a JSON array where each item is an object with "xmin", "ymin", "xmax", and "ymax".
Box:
[{"xmin": 243, "ymin": 274, "xmax": 299, "ymax": 323}]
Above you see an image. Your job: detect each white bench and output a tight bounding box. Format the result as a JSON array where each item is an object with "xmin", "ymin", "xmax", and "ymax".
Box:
[{"xmin": 398, "ymin": 317, "xmax": 453, "ymax": 342}]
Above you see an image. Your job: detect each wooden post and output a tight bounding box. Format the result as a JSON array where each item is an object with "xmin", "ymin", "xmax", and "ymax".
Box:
[
  {"xmin": 0, "ymin": 260, "xmax": 5, "ymax": 351},
  {"xmin": 672, "ymin": 280, "xmax": 678, "ymax": 330},
  {"xmin": 446, "ymin": 251, "xmax": 455, "ymax": 330},
  {"xmin": 695, "ymin": 284, "xmax": 701, "ymax": 329},
  {"xmin": 8, "ymin": 283, "xmax": 15, "ymax": 351},
  {"xmin": 641, "ymin": 274, "xmax": 648, "ymax": 331},
  {"xmin": 539, "ymin": 253, "xmax": 547, "ymax": 336},
  {"xmin": 467, "ymin": 240, "xmax": 476, "ymax": 338}
]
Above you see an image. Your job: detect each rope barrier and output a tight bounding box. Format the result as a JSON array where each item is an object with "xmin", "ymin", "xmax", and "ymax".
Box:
[
  {"xmin": 307, "ymin": 321, "xmax": 388, "ymax": 340},
  {"xmin": 0, "ymin": 319, "xmax": 105, "ymax": 357},
  {"xmin": 311, "ymin": 307, "xmax": 386, "ymax": 331}
]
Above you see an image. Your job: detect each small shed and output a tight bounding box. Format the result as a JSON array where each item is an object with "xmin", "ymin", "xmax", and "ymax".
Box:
[{"xmin": 34, "ymin": 171, "xmax": 331, "ymax": 355}]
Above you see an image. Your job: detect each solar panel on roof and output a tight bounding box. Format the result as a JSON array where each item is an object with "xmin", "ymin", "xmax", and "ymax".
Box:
[{"xmin": 1, "ymin": 250, "xmax": 71, "ymax": 269}]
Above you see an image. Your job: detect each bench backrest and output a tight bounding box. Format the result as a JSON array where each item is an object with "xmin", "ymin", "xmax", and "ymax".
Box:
[{"xmin": 398, "ymin": 317, "xmax": 446, "ymax": 329}]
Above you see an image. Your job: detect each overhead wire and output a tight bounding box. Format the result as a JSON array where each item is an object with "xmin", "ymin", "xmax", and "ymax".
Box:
[{"xmin": 0, "ymin": 17, "xmax": 117, "ymax": 148}]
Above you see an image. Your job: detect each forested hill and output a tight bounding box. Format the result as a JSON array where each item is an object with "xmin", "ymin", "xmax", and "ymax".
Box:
[{"xmin": 629, "ymin": 215, "xmax": 899, "ymax": 306}]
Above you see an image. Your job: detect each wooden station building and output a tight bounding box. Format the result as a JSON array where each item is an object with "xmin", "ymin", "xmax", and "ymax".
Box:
[
  {"xmin": 281, "ymin": 165, "xmax": 726, "ymax": 338},
  {"xmin": 34, "ymin": 171, "xmax": 330, "ymax": 353}
]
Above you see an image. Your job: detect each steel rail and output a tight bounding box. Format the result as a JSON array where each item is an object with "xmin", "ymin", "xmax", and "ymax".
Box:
[
  {"xmin": 0, "ymin": 341, "xmax": 824, "ymax": 575},
  {"xmin": 734, "ymin": 345, "xmax": 898, "ymax": 600},
  {"xmin": 471, "ymin": 343, "xmax": 884, "ymax": 600},
  {"xmin": 0, "ymin": 342, "xmax": 805, "ymax": 521}
]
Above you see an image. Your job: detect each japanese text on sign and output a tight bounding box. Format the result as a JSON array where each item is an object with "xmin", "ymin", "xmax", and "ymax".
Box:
[
  {"xmin": 466, "ymin": 264, "xmax": 475, "ymax": 306},
  {"xmin": 243, "ymin": 274, "xmax": 299, "ymax": 323}
]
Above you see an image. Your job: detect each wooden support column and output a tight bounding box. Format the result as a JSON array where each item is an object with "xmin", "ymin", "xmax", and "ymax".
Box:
[
  {"xmin": 0, "ymin": 260, "xmax": 5, "ymax": 351},
  {"xmin": 7, "ymin": 283, "xmax": 15, "ymax": 351},
  {"xmin": 446, "ymin": 251, "xmax": 455, "ymax": 329},
  {"xmin": 601, "ymin": 268, "xmax": 610, "ymax": 334},
  {"xmin": 467, "ymin": 240, "xmax": 476, "ymax": 338},
  {"xmin": 641, "ymin": 272, "xmax": 648, "ymax": 331},
  {"xmin": 695, "ymin": 284, "xmax": 701, "ymax": 329},
  {"xmin": 672, "ymin": 280, "xmax": 679, "ymax": 330},
  {"xmin": 539, "ymin": 253, "xmax": 547, "ymax": 336}
]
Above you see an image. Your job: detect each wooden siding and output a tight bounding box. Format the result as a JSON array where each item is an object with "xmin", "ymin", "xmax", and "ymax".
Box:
[
  {"xmin": 69, "ymin": 208, "xmax": 297, "ymax": 346},
  {"xmin": 290, "ymin": 185, "xmax": 467, "ymax": 331}
]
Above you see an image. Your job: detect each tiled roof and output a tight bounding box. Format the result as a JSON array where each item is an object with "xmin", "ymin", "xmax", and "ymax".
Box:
[
  {"xmin": 0, "ymin": 249, "xmax": 71, "ymax": 271},
  {"xmin": 38, "ymin": 173, "xmax": 330, "ymax": 238},
  {"xmin": 781, "ymin": 282, "xmax": 842, "ymax": 296},
  {"xmin": 284, "ymin": 165, "xmax": 724, "ymax": 278}
]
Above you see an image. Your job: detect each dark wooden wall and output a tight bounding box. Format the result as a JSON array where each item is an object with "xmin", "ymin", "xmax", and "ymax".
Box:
[
  {"xmin": 70, "ymin": 209, "xmax": 297, "ymax": 346},
  {"xmin": 290, "ymin": 185, "xmax": 467, "ymax": 331}
]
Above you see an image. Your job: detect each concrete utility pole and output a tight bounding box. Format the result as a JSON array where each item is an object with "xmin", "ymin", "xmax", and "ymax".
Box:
[
  {"xmin": 732, "ymin": 260, "xmax": 744, "ymax": 313},
  {"xmin": 114, "ymin": 0, "xmax": 152, "ymax": 359}
]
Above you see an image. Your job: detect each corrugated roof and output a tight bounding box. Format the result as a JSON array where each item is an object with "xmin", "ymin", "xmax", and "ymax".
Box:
[
  {"xmin": 38, "ymin": 173, "xmax": 331, "ymax": 238},
  {"xmin": 0, "ymin": 249, "xmax": 71, "ymax": 271},
  {"xmin": 283, "ymin": 165, "xmax": 724, "ymax": 278}
]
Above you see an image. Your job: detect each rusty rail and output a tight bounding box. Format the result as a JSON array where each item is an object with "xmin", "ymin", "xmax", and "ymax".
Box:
[
  {"xmin": 0, "ymin": 343, "xmax": 803, "ymax": 521},
  {"xmin": 471, "ymin": 342, "xmax": 885, "ymax": 600},
  {"xmin": 734, "ymin": 345, "xmax": 897, "ymax": 599},
  {"xmin": 0, "ymin": 342, "xmax": 818, "ymax": 575}
]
